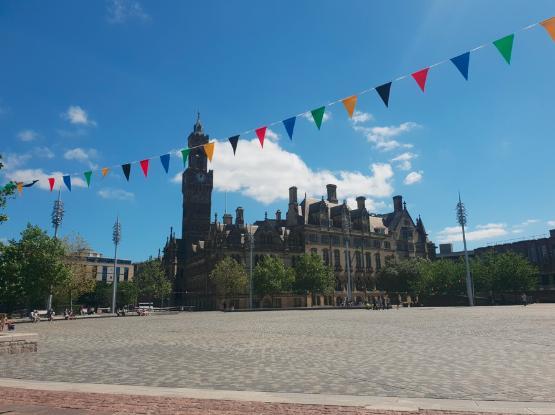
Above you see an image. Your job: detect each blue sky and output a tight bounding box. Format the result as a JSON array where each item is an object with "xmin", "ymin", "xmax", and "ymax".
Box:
[{"xmin": 1, "ymin": 0, "xmax": 554, "ymax": 261}]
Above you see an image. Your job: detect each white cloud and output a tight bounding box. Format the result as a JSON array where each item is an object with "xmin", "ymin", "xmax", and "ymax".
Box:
[
  {"xmin": 172, "ymin": 138, "xmax": 394, "ymax": 205},
  {"xmin": 97, "ymin": 188, "xmax": 135, "ymax": 201},
  {"xmin": 107, "ymin": 0, "xmax": 150, "ymax": 23},
  {"xmin": 511, "ymin": 219, "xmax": 539, "ymax": 234},
  {"xmin": 301, "ymin": 109, "xmax": 332, "ymax": 124},
  {"xmin": 17, "ymin": 129, "xmax": 39, "ymax": 142},
  {"xmin": 3, "ymin": 169, "xmax": 86, "ymax": 191},
  {"xmin": 64, "ymin": 148, "xmax": 98, "ymax": 163},
  {"xmin": 436, "ymin": 223, "xmax": 508, "ymax": 244},
  {"xmin": 391, "ymin": 152, "xmax": 417, "ymax": 171},
  {"xmin": 354, "ymin": 121, "xmax": 419, "ymax": 151},
  {"xmin": 403, "ymin": 170, "xmax": 423, "ymax": 185},
  {"xmin": 2, "ymin": 153, "xmax": 32, "ymax": 171},
  {"xmin": 265, "ymin": 128, "xmax": 280, "ymax": 142},
  {"xmin": 547, "ymin": 220, "xmax": 555, "ymax": 227},
  {"xmin": 351, "ymin": 110, "xmax": 374, "ymax": 124},
  {"xmin": 62, "ymin": 106, "xmax": 96, "ymax": 127},
  {"xmin": 32, "ymin": 146, "xmax": 55, "ymax": 159}
]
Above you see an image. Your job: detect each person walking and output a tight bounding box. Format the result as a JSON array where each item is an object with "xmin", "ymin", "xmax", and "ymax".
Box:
[
  {"xmin": 407, "ymin": 295, "xmax": 412, "ymax": 308},
  {"xmin": 397, "ymin": 294, "xmax": 402, "ymax": 309},
  {"xmin": 521, "ymin": 293, "xmax": 528, "ymax": 306}
]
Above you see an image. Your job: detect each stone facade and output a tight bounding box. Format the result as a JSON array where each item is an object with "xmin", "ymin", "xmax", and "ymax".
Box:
[
  {"xmin": 0, "ymin": 333, "xmax": 38, "ymax": 355},
  {"xmin": 66, "ymin": 249, "xmax": 134, "ymax": 284},
  {"xmin": 163, "ymin": 119, "xmax": 435, "ymax": 309}
]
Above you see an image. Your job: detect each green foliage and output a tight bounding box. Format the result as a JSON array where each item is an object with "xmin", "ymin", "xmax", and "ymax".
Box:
[
  {"xmin": 0, "ymin": 224, "xmax": 71, "ymax": 311},
  {"xmin": 472, "ymin": 252, "xmax": 538, "ymax": 294},
  {"xmin": 253, "ymin": 256, "xmax": 295, "ymax": 297},
  {"xmin": 118, "ymin": 281, "xmax": 139, "ymax": 306},
  {"xmin": 134, "ymin": 259, "xmax": 172, "ymax": 304},
  {"xmin": 415, "ymin": 259, "xmax": 466, "ymax": 296},
  {"xmin": 209, "ymin": 256, "xmax": 248, "ymax": 297},
  {"xmin": 293, "ymin": 253, "xmax": 334, "ymax": 294},
  {"xmin": 376, "ymin": 258, "xmax": 425, "ymax": 293},
  {"xmin": 0, "ymin": 155, "xmax": 16, "ymax": 224}
]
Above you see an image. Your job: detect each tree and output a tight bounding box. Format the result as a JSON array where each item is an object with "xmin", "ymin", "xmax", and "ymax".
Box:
[
  {"xmin": 0, "ymin": 155, "xmax": 16, "ymax": 224},
  {"xmin": 472, "ymin": 252, "xmax": 538, "ymax": 294},
  {"xmin": 376, "ymin": 258, "xmax": 425, "ymax": 293},
  {"xmin": 209, "ymin": 256, "xmax": 248, "ymax": 298},
  {"xmin": 134, "ymin": 259, "xmax": 172, "ymax": 305},
  {"xmin": 0, "ymin": 224, "xmax": 71, "ymax": 311},
  {"xmin": 58, "ymin": 233, "xmax": 96, "ymax": 310},
  {"xmin": 118, "ymin": 281, "xmax": 139, "ymax": 307},
  {"xmin": 293, "ymin": 253, "xmax": 334, "ymax": 295},
  {"xmin": 253, "ymin": 256, "xmax": 295, "ymax": 297},
  {"xmin": 415, "ymin": 259, "xmax": 466, "ymax": 296}
]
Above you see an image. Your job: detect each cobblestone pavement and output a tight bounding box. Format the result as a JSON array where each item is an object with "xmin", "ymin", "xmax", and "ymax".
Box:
[
  {"xmin": 0, "ymin": 387, "xmax": 508, "ymax": 415},
  {"xmin": 1, "ymin": 305, "xmax": 554, "ymax": 402}
]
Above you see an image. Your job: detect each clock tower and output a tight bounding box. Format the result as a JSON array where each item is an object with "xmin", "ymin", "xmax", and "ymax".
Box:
[{"xmin": 182, "ymin": 114, "xmax": 213, "ymax": 257}]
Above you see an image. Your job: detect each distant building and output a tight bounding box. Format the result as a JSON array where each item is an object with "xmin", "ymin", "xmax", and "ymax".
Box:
[
  {"xmin": 474, "ymin": 230, "xmax": 555, "ymax": 291},
  {"xmin": 436, "ymin": 243, "xmax": 474, "ymax": 260},
  {"xmin": 67, "ymin": 249, "xmax": 134, "ymax": 284},
  {"xmin": 162, "ymin": 117, "xmax": 436, "ymax": 309}
]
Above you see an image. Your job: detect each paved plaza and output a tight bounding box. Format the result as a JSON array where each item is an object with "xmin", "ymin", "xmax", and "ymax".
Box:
[{"xmin": 1, "ymin": 305, "xmax": 554, "ymax": 403}]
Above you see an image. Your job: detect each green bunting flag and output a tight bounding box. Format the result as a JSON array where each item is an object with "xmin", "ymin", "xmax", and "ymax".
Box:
[
  {"xmin": 181, "ymin": 149, "xmax": 190, "ymax": 167},
  {"xmin": 84, "ymin": 171, "xmax": 92, "ymax": 187},
  {"xmin": 310, "ymin": 106, "xmax": 326, "ymax": 130},
  {"xmin": 493, "ymin": 34, "xmax": 514, "ymax": 64}
]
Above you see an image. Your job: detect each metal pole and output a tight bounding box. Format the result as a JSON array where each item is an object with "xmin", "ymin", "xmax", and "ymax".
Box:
[
  {"xmin": 342, "ymin": 205, "xmax": 352, "ymax": 303},
  {"xmin": 457, "ymin": 193, "xmax": 474, "ymax": 307},
  {"xmin": 48, "ymin": 188, "xmax": 64, "ymax": 311},
  {"xmin": 249, "ymin": 224, "xmax": 253, "ymax": 310},
  {"xmin": 111, "ymin": 217, "xmax": 121, "ymax": 314}
]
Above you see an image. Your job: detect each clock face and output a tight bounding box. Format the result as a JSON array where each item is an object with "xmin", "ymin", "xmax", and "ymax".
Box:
[{"xmin": 195, "ymin": 172, "xmax": 206, "ymax": 183}]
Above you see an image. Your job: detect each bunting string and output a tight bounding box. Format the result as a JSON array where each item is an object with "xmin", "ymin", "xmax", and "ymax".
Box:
[{"xmin": 3, "ymin": 16, "xmax": 554, "ymax": 195}]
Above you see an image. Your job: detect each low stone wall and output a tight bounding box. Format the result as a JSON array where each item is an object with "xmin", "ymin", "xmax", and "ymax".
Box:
[{"xmin": 0, "ymin": 333, "xmax": 38, "ymax": 355}]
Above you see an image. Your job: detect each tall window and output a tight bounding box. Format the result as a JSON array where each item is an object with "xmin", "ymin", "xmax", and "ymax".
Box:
[
  {"xmin": 310, "ymin": 248, "xmax": 318, "ymax": 255},
  {"xmin": 334, "ymin": 249, "xmax": 341, "ymax": 269},
  {"xmin": 116, "ymin": 266, "xmax": 121, "ymax": 281},
  {"xmin": 355, "ymin": 251, "xmax": 362, "ymax": 270},
  {"xmin": 124, "ymin": 267, "xmax": 129, "ymax": 281},
  {"xmin": 323, "ymin": 249, "xmax": 330, "ymax": 266},
  {"xmin": 102, "ymin": 266, "xmax": 108, "ymax": 282},
  {"xmin": 365, "ymin": 253, "xmax": 371, "ymax": 270},
  {"xmin": 375, "ymin": 253, "xmax": 381, "ymax": 270}
]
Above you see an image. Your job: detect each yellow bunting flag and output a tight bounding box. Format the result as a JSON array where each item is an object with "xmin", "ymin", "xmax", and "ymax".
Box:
[
  {"xmin": 204, "ymin": 142, "xmax": 215, "ymax": 162},
  {"xmin": 540, "ymin": 17, "xmax": 555, "ymax": 42},
  {"xmin": 342, "ymin": 95, "xmax": 358, "ymax": 118},
  {"xmin": 101, "ymin": 167, "xmax": 109, "ymax": 177},
  {"xmin": 17, "ymin": 182, "xmax": 23, "ymax": 194}
]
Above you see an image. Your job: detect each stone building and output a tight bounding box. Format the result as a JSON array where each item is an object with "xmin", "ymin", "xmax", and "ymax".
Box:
[
  {"xmin": 67, "ymin": 249, "xmax": 134, "ymax": 284},
  {"xmin": 162, "ymin": 118, "xmax": 435, "ymax": 309}
]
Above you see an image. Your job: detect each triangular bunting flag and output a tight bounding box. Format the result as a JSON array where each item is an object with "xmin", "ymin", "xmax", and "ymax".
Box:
[
  {"xmin": 255, "ymin": 127, "xmax": 267, "ymax": 148},
  {"xmin": 101, "ymin": 167, "xmax": 109, "ymax": 177},
  {"xmin": 140, "ymin": 159, "xmax": 149, "ymax": 177},
  {"xmin": 411, "ymin": 68, "xmax": 429, "ymax": 92},
  {"xmin": 160, "ymin": 154, "xmax": 170, "ymax": 173},
  {"xmin": 450, "ymin": 52, "xmax": 470, "ymax": 80},
  {"xmin": 282, "ymin": 117, "xmax": 296, "ymax": 140},
  {"xmin": 84, "ymin": 171, "xmax": 92, "ymax": 187},
  {"xmin": 375, "ymin": 82, "xmax": 392, "ymax": 107},
  {"xmin": 63, "ymin": 175, "xmax": 72, "ymax": 192},
  {"xmin": 122, "ymin": 163, "xmax": 131, "ymax": 181},
  {"xmin": 16, "ymin": 182, "xmax": 23, "ymax": 194},
  {"xmin": 342, "ymin": 95, "xmax": 357, "ymax": 118},
  {"xmin": 48, "ymin": 177, "xmax": 55, "ymax": 192},
  {"xmin": 203, "ymin": 142, "xmax": 215, "ymax": 161},
  {"xmin": 311, "ymin": 106, "xmax": 326, "ymax": 130},
  {"xmin": 23, "ymin": 180, "xmax": 38, "ymax": 188},
  {"xmin": 181, "ymin": 149, "xmax": 190, "ymax": 167},
  {"xmin": 493, "ymin": 34, "xmax": 514, "ymax": 64},
  {"xmin": 228, "ymin": 135, "xmax": 239, "ymax": 155},
  {"xmin": 540, "ymin": 17, "xmax": 555, "ymax": 42}
]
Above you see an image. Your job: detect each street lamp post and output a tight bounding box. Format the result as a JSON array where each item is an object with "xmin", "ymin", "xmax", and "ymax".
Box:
[
  {"xmin": 48, "ymin": 189, "xmax": 64, "ymax": 310},
  {"xmin": 111, "ymin": 217, "xmax": 121, "ymax": 314},
  {"xmin": 456, "ymin": 193, "xmax": 474, "ymax": 306},
  {"xmin": 342, "ymin": 203, "xmax": 353, "ymax": 303},
  {"xmin": 247, "ymin": 224, "xmax": 254, "ymax": 309}
]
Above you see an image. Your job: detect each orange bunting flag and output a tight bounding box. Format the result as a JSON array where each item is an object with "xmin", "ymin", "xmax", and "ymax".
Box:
[
  {"xmin": 203, "ymin": 142, "xmax": 215, "ymax": 162},
  {"xmin": 17, "ymin": 182, "xmax": 23, "ymax": 194},
  {"xmin": 540, "ymin": 17, "xmax": 555, "ymax": 42},
  {"xmin": 255, "ymin": 127, "xmax": 267, "ymax": 148},
  {"xmin": 342, "ymin": 95, "xmax": 358, "ymax": 118},
  {"xmin": 140, "ymin": 159, "xmax": 149, "ymax": 177},
  {"xmin": 411, "ymin": 68, "xmax": 430, "ymax": 92},
  {"xmin": 101, "ymin": 167, "xmax": 109, "ymax": 177}
]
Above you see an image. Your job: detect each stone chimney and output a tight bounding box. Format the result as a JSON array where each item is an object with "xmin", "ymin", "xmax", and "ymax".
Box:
[
  {"xmin": 276, "ymin": 209, "xmax": 282, "ymax": 222},
  {"xmin": 326, "ymin": 184, "xmax": 338, "ymax": 204},
  {"xmin": 289, "ymin": 186, "xmax": 298, "ymax": 205},
  {"xmin": 223, "ymin": 213, "xmax": 233, "ymax": 225},
  {"xmin": 287, "ymin": 187, "xmax": 299, "ymax": 226},
  {"xmin": 356, "ymin": 196, "xmax": 366, "ymax": 210},
  {"xmin": 235, "ymin": 207, "xmax": 244, "ymax": 225},
  {"xmin": 393, "ymin": 195, "xmax": 403, "ymax": 212}
]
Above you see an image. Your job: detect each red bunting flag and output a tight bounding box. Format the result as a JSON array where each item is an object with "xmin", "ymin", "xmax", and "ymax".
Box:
[
  {"xmin": 140, "ymin": 159, "xmax": 149, "ymax": 177},
  {"xmin": 255, "ymin": 127, "xmax": 267, "ymax": 148},
  {"xmin": 48, "ymin": 177, "xmax": 55, "ymax": 192},
  {"xmin": 411, "ymin": 68, "xmax": 429, "ymax": 92}
]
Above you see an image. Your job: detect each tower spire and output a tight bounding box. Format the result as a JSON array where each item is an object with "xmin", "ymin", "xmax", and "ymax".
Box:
[{"xmin": 194, "ymin": 111, "xmax": 203, "ymax": 133}]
